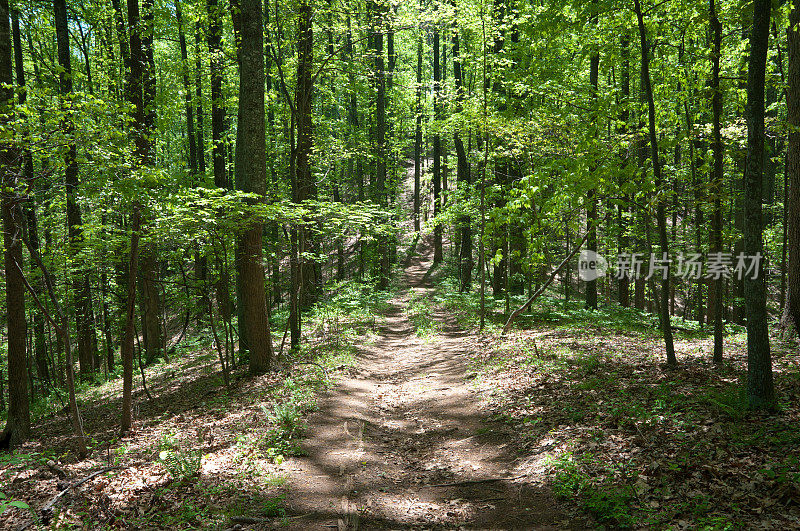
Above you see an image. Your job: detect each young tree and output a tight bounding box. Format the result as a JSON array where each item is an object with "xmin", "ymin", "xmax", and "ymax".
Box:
[
  {"xmin": 55, "ymin": 0, "xmax": 96, "ymax": 379},
  {"xmin": 433, "ymin": 23, "xmax": 443, "ymax": 264},
  {"xmin": 709, "ymin": 0, "xmax": 725, "ymax": 362},
  {"xmin": 633, "ymin": 0, "xmax": 676, "ymax": 366},
  {"xmin": 585, "ymin": 0, "xmax": 599, "ymax": 310},
  {"xmin": 414, "ymin": 34, "xmax": 422, "ymax": 233},
  {"xmin": 743, "ymin": 0, "xmax": 774, "ymax": 409}
]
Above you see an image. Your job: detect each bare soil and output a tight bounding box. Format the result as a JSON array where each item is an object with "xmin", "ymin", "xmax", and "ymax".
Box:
[{"xmin": 279, "ymin": 235, "xmax": 581, "ymax": 530}]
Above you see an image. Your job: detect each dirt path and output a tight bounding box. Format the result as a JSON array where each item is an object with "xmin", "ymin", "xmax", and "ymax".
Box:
[{"xmin": 279, "ymin": 235, "xmax": 578, "ymax": 529}]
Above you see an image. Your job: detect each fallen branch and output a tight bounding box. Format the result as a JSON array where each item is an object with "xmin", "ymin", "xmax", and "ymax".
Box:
[
  {"xmin": 502, "ymin": 231, "xmax": 591, "ymax": 334},
  {"xmin": 39, "ymin": 466, "xmax": 118, "ymax": 524},
  {"xmin": 425, "ymin": 474, "xmax": 526, "ymax": 488}
]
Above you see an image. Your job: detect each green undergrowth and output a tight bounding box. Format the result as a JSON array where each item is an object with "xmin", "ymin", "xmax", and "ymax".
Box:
[
  {"xmin": 407, "ymin": 289, "xmax": 441, "ymax": 339},
  {"xmin": 468, "ymin": 318, "xmax": 800, "ymax": 528},
  {"xmin": 432, "ymin": 274, "xmax": 744, "ymax": 342}
]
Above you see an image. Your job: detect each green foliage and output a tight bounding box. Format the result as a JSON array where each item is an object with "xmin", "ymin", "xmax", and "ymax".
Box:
[
  {"xmin": 550, "ymin": 453, "xmax": 635, "ymax": 528},
  {"xmin": 0, "ymin": 492, "xmax": 30, "ymax": 516},
  {"xmin": 157, "ymin": 432, "xmax": 202, "ymax": 484},
  {"xmin": 407, "ymin": 290, "xmax": 441, "ymax": 339}
]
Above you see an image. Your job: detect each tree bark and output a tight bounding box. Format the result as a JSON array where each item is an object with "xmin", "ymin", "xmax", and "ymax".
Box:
[
  {"xmin": 236, "ymin": 0, "xmax": 273, "ymax": 374},
  {"xmin": 414, "ymin": 34, "xmax": 422, "ymax": 233},
  {"xmin": 433, "ymin": 24, "xmax": 443, "ymax": 264},
  {"xmin": 13, "ymin": 10, "xmax": 48, "ymax": 388},
  {"xmin": 207, "ymin": 0, "xmax": 228, "ymax": 189},
  {"xmin": 784, "ymin": 0, "xmax": 800, "ymax": 337},
  {"xmin": 121, "ymin": 207, "xmax": 140, "ymax": 433},
  {"xmin": 295, "ymin": 0, "xmax": 317, "ymax": 307},
  {"xmin": 453, "ymin": 11, "xmax": 471, "ymax": 292},
  {"xmin": 743, "ymin": 0, "xmax": 774, "ymax": 409},
  {"xmin": 618, "ymin": 34, "xmax": 630, "ymax": 307},
  {"xmin": 0, "ymin": 0, "xmax": 27, "ymax": 447},
  {"xmin": 371, "ymin": 0, "xmax": 390, "ymax": 286},
  {"xmin": 586, "ymin": 0, "xmax": 599, "ymax": 310},
  {"xmin": 710, "ymin": 0, "xmax": 725, "ymax": 362},
  {"xmin": 176, "ymin": 0, "xmax": 197, "ymax": 178}
]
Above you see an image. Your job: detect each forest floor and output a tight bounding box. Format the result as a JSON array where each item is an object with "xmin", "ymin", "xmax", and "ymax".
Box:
[{"xmin": 277, "ymin": 233, "xmax": 584, "ymax": 529}]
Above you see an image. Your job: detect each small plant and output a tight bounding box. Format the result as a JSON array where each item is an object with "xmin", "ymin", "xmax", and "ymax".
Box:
[
  {"xmin": 550, "ymin": 453, "xmax": 635, "ymax": 528},
  {"xmin": 0, "ymin": 492, "xmax": 30, "ymax": 516},
  {"xmin": 158, "ymin": 432, "xmax": 202, "ymax": 483},
  {"xmin": 259, "ymin": 401, "xmax": 307, "ymax": 460}
]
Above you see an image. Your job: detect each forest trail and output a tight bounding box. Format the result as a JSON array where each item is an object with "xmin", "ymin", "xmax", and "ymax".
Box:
[{"xmin": 280, "ymin": 234, "xmax": 577, "ymax": 529}]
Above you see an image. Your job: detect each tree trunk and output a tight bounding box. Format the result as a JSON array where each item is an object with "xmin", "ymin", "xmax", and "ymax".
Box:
[
  {"xmin": 633, "ymin": 0, "xmax": 676, "ymax": 366},
  {"xmin": 743, "ymin": 0, "xmax": 774, "ymax": 409},
  {"xmin": 586, "ymin": 0, "xmax": 599, "ymax": 310},
  {"xmin": 207, "ymin": 0, "xmax": 228, "ymax": 189},
  {"xmin": 175, "ymin": 0, "xmax": 197, "ymax": 178},
  {"xmin": 433, "ymin": 25, "xmax": 443, "ymax": 264},
  {"xmin": 0, "ymin": 0, "xmax": 27, "ymax": 447},
  {"xmin": 783, "ymin": 0, "xmax": 800, "ymax": 337},
  {"xmin": 236, "ymin": 0, "xmax": 273, "ymax": 374},
  {"xmin": 414, "ymin": 35, "xmax": 422, "ymax": 232},
  {"xmin": 195, "ymin": 25, "xmax": 207, "ymax": 177},
  {"xmin": 371, "ymin": 0, "xmax": 390, "ymax": 286},
  {"xmin": 710, "ymin": 0, "xmax": 725, "ymax": 362},
  {"xmin": 295, "ymin": 0, "xmax": 317, "ymax": 307},
  {"xmin": 121, "ymin": 207, "xmax": 140, "ymax": 433},
  {"xmin": 13, "ymin": 10, "xmax": 48, "ymax": 388},
  {"xmin": 618, "ymin": 34, "xmax": 630, "ymax": 307},
  {"xmin": 453, "ymin": 11, "xmax": 471, "ymax": 292}
]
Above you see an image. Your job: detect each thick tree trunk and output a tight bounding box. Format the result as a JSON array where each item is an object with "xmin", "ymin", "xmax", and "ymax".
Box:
[
  {"xmin": 236, "ymin": 0, "xmax": 273, "ymax": 374},
  {"xmin": 13, "ymin": 10, "xmax": 48, "ymax": 388},
  {"xmin": 295, "ymin": 0, "xmax": 317, "ymax": 307},
  {"xmin": 633, "ymin": 0, "xmax": 676, "ymax": 366},
  {"xmin": 137, "ymin": 0, "xmax": 161, "ymax": 366},
  {"xmin": 371, "ymin": 0, "xmax": 390, "ymax": 286},
  {"xmin": 743, "ymin": 0, "xmax": 774, "ymax": 409},
  {"xmin": 0, "ymin": 0, "xmax": 27, "ymax": 446}
]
